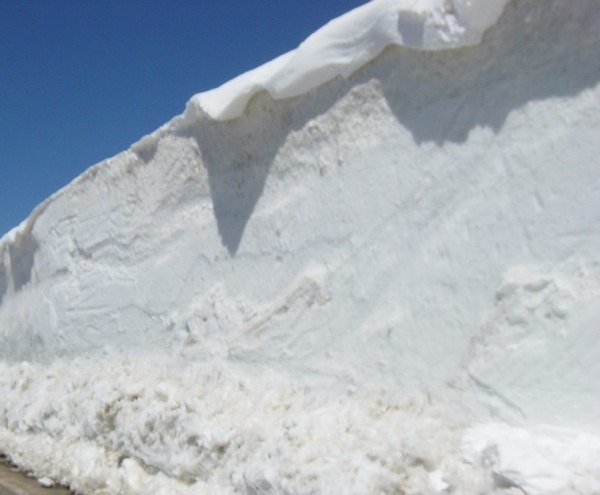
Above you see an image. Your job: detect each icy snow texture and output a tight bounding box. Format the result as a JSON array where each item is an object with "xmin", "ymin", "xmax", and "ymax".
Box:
[
  {"xmin": 2, "ymin": 0, "xmax": 600, "ymax": 494},
  {"xmin": 3, "ymin": 357, "xmax": 599, "ymax": 495}
]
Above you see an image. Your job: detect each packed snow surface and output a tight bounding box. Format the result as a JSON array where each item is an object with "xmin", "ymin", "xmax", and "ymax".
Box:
[{"xmin": 2, "ymin": 0, "xmax": 600, "ymax": 494}]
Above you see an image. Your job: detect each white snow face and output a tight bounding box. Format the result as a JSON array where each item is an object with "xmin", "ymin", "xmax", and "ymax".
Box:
[{"xmin": 1, "ymin": 1, "xmax": 600, "ymax": 494}]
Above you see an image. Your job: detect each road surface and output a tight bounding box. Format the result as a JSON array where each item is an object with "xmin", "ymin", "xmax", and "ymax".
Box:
[{"xmin": 0, "ymin": 455, "xmax": 70, "ymax": 495}]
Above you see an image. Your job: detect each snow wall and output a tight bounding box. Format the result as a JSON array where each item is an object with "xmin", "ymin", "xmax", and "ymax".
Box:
[{"xmin": 1, "ymin": 1, "xmax": 600, "ymax": 494}]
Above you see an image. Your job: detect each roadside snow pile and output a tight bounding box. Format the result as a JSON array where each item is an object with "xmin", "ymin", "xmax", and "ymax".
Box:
[
  {"xmin": 1, "ymin": 0, "xmax": 600, "ymax": 494},
  {"xmin": 2, "ymin": 357, "xmax": 600, "ymax": 495}
]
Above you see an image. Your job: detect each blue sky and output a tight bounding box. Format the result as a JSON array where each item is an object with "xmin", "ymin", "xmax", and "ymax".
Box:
[{"xmin": 0, "ymin": 0, "xmax": 366, "ymax": 236}]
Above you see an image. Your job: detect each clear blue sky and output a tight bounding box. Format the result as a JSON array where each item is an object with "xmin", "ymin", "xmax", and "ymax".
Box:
[{"xmin": 0, "ymin": 0, "xmax": 366, "ymax": 236}]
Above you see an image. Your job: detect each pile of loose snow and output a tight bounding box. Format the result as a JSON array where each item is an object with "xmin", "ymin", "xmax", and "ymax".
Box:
[
  {"xmin": 1, "ymin": 0, "xmax": 600, "ymax": 494},
  {"xmin": 2, "ymin": 357, "xmax": 599, "ymax": 495}
]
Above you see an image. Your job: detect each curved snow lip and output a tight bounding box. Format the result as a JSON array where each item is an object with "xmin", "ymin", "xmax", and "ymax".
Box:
[{"xmin": 185, "ymin": 0, "xmax": 511, "ymax": 121}]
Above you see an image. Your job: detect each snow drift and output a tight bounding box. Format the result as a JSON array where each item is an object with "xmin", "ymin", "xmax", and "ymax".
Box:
[{"xmin": 1, "ymin": 0, "xmax": 600, "ymax": 493}]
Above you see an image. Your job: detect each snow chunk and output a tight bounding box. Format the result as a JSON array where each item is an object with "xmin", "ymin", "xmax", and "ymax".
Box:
[{"xmin": 462, "ymin": 423, "xmax": 600, "ymax": 494}]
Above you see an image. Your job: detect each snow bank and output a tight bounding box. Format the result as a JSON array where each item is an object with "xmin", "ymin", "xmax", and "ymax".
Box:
[
  {"xmin": 2, "ymin": 358, "xmax": 600, "ymax": 494},
  {"xmin": 2, "ymin": 0, "xmax": 600, "ymax": 493},
  {"xmin": 0, "ymin": 357, "xmax": 514, "ymax": 494}
]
